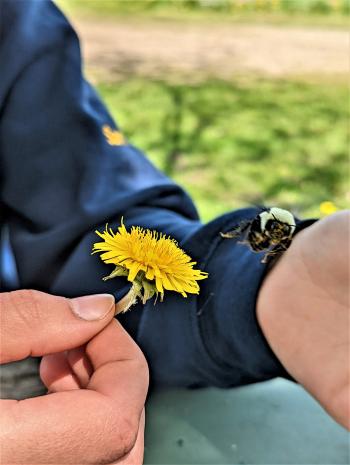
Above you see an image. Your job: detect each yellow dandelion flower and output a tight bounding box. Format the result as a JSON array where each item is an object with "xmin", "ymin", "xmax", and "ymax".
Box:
[
  {"xmin": 92, "ymin": 220, "xmax": 208, "ymax": 314},
  {"xmin": 319, "ymin": 201, "xmax": 338, "ymax": 216},
  {"xmin": 102, "ymin": 125, "xmax": 125, "ymax": 146}
]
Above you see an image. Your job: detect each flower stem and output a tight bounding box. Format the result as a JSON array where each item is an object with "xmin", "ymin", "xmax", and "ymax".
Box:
[{"xmin": 114, "ymin": 282, "xmax": 142, "ymax": 315}]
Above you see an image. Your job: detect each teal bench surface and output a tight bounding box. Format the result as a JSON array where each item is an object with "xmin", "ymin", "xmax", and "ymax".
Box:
[{"xmin": 144, "ymin": 379, "xmax": 349, "ymax": 464}]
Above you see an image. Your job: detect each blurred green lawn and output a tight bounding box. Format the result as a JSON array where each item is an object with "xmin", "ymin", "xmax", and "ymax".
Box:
[
  {"xmin": 57, "ymin": 0, "xmax": 349, "ymax": 222},
  {"xmin": 98, "ymin": 77, "xmax": 348, "ymax": 221},
  {"xmin": 59, "ymin": 0, "xmax": 349, "ymax": 28}
]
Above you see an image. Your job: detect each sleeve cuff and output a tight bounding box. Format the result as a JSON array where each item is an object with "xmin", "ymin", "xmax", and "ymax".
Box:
[{"xmin": 187, "ymin": 208, "xmax": 317, "ymax": 387}]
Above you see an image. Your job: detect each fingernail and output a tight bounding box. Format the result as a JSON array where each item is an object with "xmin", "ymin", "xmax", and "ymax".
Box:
[{"xmin": 69, "ymin": 294, "xmax": 115, "ymax": 321}]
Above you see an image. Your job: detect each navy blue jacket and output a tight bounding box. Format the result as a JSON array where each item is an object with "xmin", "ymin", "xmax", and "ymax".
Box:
[{"xmin": 0, "ymin": 0, "xmax": 307, "ymax": 388}]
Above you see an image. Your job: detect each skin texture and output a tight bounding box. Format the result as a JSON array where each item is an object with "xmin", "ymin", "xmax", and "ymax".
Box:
[
  {"xmin": 257, "ymin": 210, "xmax": 350, "ymax": 430},
  {"xmin": 0, "ymin": 291, "xmax": 149, "ymax": 464}
]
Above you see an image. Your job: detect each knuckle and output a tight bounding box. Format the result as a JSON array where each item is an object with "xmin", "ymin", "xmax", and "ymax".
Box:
[
  {"xmin": 121, "ymin": 344, "xmax": 149, "ymax": 395},
  {"xmin": 0, "ymin": 290, "xmax": 46, "ymax": 361},
  {"xmin": 99, "ymin": 414, "xmax": 139, "ymax": 464},
  {"xmin": 1, "ymin": 289, "xmax": 43, "ymax": 327},
  {"xmin": 115, "ymin": 415, "xmax": 139, "ymax": 457},
  {"xmin": 128, "ymin": 340, "xmax": 149, "ymax": 379}
]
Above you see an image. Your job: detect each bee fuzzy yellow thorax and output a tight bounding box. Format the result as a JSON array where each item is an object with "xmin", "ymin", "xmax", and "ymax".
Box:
[{"xmin": 259, "ymin": 207, "xmax": 296, "ymax": 237}]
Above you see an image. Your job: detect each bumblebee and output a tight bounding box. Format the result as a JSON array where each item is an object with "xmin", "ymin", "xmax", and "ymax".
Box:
[{"xmin": 220, "ymin": 207, "xmax": 296, "ymax": 263}]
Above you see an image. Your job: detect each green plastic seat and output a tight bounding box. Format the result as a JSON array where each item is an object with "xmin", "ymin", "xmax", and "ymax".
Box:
[{"xmin": 144, "ymin": 379, "xmax": 349, "ymax": 464}]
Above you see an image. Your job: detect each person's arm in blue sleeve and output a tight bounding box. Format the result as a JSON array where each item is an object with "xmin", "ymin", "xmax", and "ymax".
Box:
[{"xmin": 0, "ymin": 0, "xmax": 299, "ymax": 389}]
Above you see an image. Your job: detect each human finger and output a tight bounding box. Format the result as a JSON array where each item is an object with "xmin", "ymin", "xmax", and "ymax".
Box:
[
  {"xmin": 1, "ymin": 320, "xmax": 149, "ymax": 464},
  {"xmin": 67, "ymin": 345, "xmax": 93, "ymax": 388},
  {"xmin": 41, "ymin": 345, "xmax": 93, "ymax": 392},
  {"xmin": 41, "ymin": 319, "xmax": 147, "ymax": 423},
  {"xmin": 0, "ymin": 290, "xmax": 115, "ymax": 363},
  {"xmin": 40, "ymin": 352, "xmax": 81, "ymax": 392},
  {"xmin": 85, "ymin": 320, "xmax": 149, "ymax": 426}
]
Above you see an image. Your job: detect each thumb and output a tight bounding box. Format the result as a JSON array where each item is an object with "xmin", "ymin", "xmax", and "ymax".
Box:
[{"xmin": 0, "ymin": 290, "xmax": 115, "ymax": 363}]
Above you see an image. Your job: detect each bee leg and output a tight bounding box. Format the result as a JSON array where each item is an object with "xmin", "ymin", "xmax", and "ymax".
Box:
[
  {"xmin": 261, "ymin": 238, "xmax": 292, "ymax": 264},
  {"xmin": 220, "ymin": 221, "xmax": 250, "ymax": 239},
  {"xmin": 220, "ymin": 230, "xmax": 239, "ymax": 239}
]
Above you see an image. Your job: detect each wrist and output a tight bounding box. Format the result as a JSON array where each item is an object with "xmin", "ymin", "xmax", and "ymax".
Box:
[{"xmin": 256, "ymin": 230, "xmax": 306, "ymax": 380}]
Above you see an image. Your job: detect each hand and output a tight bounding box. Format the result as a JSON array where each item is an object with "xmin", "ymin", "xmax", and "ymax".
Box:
[
  {"xmin": 0, "ymin": 290, "xmax": 149, "ymax": 464},
  {"xmin": 257, "ymin": 211, "xmax": 349, "ymax": 430}
]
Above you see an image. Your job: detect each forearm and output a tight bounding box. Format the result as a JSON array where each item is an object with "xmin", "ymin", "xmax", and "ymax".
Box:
[{"xmin": 257, "ymin": 211, "xmax": 350, "ymax": 429}]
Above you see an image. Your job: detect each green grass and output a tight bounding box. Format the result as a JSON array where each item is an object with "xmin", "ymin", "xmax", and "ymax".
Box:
[
  {"xmin": 57, "ymin": 0, "xmax": 349, "ymax": 28},
  {"xmin": 97, "ymin": 77, "xmax": 349, "ymax": 222}
]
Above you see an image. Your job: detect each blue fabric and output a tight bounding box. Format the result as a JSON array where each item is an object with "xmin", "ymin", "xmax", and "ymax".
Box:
[{"xmin": 0, "ymin": 0, "xmax": 310, "ymax": 388}]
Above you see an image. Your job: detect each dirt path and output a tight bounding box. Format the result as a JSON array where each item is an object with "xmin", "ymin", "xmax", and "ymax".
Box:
[{"xmin": 71, "ymin": 16, "xmax": 349, "ymax": 81}]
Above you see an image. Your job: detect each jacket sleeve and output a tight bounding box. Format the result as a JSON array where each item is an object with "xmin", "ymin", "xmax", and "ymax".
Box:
[{"xmin": 0, "ymin": 0, "xmax": 302, "ymax": 388}]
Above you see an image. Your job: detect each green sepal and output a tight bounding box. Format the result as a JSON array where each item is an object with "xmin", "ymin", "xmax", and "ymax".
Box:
[
  {"xmin": 141, "ymin": 279, "xmax": 157, "ymax": 304},
  {"xmin": 103, "ymin": 265, "xmax": 128, "ymax": 281}
]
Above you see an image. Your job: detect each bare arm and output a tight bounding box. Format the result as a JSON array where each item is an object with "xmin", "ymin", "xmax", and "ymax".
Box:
[{"xmin": 257, "ymin": 211, "xmax": 350, "ymax": 430}]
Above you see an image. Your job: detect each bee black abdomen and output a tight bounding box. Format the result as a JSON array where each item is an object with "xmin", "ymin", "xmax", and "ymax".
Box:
[{"xmin": 248, "ymin": 231, "xmax": 271, "ymax": 251}]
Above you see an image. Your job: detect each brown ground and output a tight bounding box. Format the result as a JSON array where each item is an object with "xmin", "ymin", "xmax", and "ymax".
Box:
[{"xmin": 69, "ymin": 16, "xmax": 349, "ymax": 82}]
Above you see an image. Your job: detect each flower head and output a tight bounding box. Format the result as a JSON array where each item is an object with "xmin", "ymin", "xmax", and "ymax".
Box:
[
  {"xmin": 92, "ymin": 220, "xmax": 208, "ymax": 311},
  {"xmin": 320, "ymin": 201, "xmax": 338, "ymax": 216}
]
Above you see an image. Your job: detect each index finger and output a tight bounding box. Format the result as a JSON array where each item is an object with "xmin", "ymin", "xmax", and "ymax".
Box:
[{"xmin": 86, "ymin": 319, "xmax": 149, "ymax": 413}]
